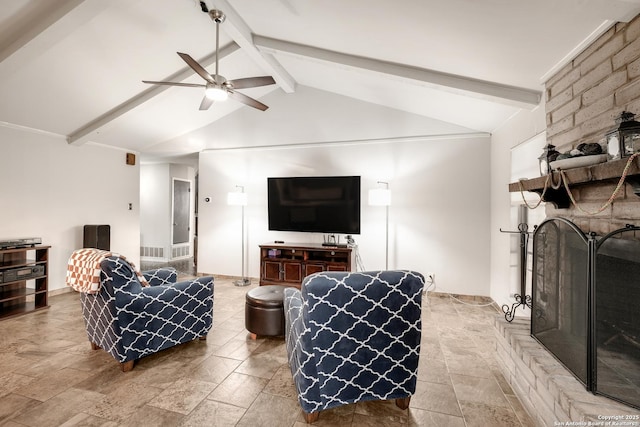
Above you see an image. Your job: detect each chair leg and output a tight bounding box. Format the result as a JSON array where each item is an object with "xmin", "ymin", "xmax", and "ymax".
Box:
[
  {"xmin": 302, "ymin": 411, "xmax": 319, "ymax": 424},
  {"xmin": 90, "ymin": 342, "xmax": 100, "ymax": 350},
  {"xmin": 395, "ymin": 396, "xmax": 411, "ymax": 410},
  {"xmin": 120, "ymin": 360, "xmax": 135, "ymax": 372},
  {"xmin": 199, "ymin": 335, "xmax": 207, "ymax": 341}
]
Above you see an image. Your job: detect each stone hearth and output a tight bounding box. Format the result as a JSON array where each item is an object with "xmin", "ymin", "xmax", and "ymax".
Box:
[{"xmin": 494, "ymin": 317, "xmax": 639, "ymax": 426}]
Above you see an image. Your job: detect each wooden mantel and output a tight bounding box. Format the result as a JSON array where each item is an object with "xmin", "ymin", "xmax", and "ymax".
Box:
[{"xmin": 508, "ymin": 157, "xmax": 640, "ymax": 208}]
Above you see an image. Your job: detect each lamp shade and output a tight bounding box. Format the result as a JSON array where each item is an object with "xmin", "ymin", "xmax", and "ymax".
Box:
[
  {"xmin": 227, "ymin": 191, "xmax": 247, "ymax": 206},
  {"xmin": 368, "ymin": 188, "xmax": 391, "ymax": 206}
]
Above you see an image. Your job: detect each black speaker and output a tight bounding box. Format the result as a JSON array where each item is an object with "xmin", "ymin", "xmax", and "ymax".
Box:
[{"xmin": 84, "ymin": 225, "xmax": 110, "ymax": 251}]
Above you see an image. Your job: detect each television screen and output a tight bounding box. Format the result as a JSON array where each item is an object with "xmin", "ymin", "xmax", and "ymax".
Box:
[{"xmin": 267, "ymin": 176, "xmax": 361, "ymax": 234}]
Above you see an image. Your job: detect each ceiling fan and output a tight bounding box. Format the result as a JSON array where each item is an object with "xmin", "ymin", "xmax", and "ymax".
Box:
[{"xmin": 142, "ymin": 9, "xmax": 275, "ymax": 111}]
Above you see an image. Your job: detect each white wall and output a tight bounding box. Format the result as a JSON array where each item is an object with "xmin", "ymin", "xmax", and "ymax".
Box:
[
  {"xmin": 0, "ymin": 125, "xmax": 140, "ymax": 291},
  {"xmin": 199, "ymin": 134, "xmax": 492, "ymax": 296},
  {"xmin": 489, "ymin": 104, "xmax": 546, "ymax": 308},
  {"xmin": 140, "ymin": 163, "xmax": 196, "ymax": 261},
  {"xmin": 140, "ymin": 164, "xmax": 171, "ymax": 252}
]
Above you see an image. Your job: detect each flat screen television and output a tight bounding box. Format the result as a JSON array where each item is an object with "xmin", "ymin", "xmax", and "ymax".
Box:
[{"xmin": 267, "ymin": 176, "xmax": 361, "ymax": 234}]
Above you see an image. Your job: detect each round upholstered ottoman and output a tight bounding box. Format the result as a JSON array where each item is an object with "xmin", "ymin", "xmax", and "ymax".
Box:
[{"xmin": 245, "ymin": 285, "xmax": 286, "ymax": 339}]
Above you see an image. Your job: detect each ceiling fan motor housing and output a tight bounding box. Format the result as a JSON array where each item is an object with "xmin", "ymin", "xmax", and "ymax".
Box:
[{"xmin": 208, "ymin": 9, "xmax": 226, "ymax": 23}]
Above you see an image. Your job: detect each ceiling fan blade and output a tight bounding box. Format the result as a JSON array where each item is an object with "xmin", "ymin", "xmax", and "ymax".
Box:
[
  {"xmin": 199, "ymin": 96, "xmax": 214, "ymax": 111},
  {"xmin": 228, "ymin": 90, "xmax": 269, "ymax": 111},
  {"xmin": 177, "ymin": 52, "xmax": 215, "ymax": 84},
  {"xmin": 142, "ymin": 80, "xmax": 205, "ymax": 88},
  {"xmin": 226, "ymin": 76, "xmax": 276, "ymax": 90}
]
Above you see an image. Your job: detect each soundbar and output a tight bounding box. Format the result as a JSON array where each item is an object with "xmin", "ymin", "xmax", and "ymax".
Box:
[{"xmin": 0, "ymin": 237, "xmax": 42, "ymax": 249}]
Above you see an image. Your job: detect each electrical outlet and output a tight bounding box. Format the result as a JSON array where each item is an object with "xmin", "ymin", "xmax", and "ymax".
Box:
[{"xmin": 427, "ymin": 272, "xmax": 435, "ymax": 283}]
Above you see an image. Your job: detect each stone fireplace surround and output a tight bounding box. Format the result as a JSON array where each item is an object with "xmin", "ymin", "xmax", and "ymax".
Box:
[
  {"xmin": 500, "ymin": 14, "xmax": 640, "ymax": 425},
  {"xmin": 505, "ymin": 160, "xmax": 640, "ymax": 426}
]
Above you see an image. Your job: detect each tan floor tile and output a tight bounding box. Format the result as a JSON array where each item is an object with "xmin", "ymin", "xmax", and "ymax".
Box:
[
  {"xmin": 418, "ymin": 356, "xmax": 451, "ymax": 385},
  {"xmin": 234, "ymin": 352, "xmax": 287, "ymax": 379},
  {"xmin": 450, "ymin": 374, "xmax": 510, "ymax": 408},
  {"xmin": 459, "ymin": 401, "xmax": 523, "ymax": 427},
  {"xmin": 14, "ymin": 367, "xmax": 93, "ymax": 401},
  {"xmin": 0, "ymin": 352, "xmax": 33, "ymax": 373},
  {"xmin": 0, "ymin": 372, "xmax": 36, "ymax": 398},
  {"xmin": 179, "ymin": 399, "xmax": 246, "ymax": 426},
  {"xmin": 354, "ymin": 399, "xmax": 409, "ymax": 422},
  {"xmin": 445, "ymin": 352, "xmax": 493, "ymax": 379},
  {"xmin": 147, "ymin": 377, "xmax": 218, "ymax": 415},
  {"xmin": 119, "ymin": 404, "xmax": 185, "ymax": 426},
  {"xmin": 295, "ymin": 403, "xmax": 355, "ymax": 426},
  {"xmin": 135, "ymin": 359, "xmax": 196, "ymax": 389},
  {"xmin": 208, "ymin": 372, "xmax": 269, "ymax": 408},
  {"xmin": 506, "ymin": 394, "xmax": 536, "ymax": 427},
  {"xmin": 351, "ymin": 412, "xmax": 408, "ymax": 426},
  {"xmin": 262, "ymin": 364, "xmax": 298, "ymax": 400},
  {"xmin": 74, "ymin": 364, "xmax": 147, "ymax": 395},
  {"xmin": 84, "ymin": 382, "xmax": 164, "ymax": 423},
  {"xmin": 212, "ymin": 336, "xmax": 263, "ymax": 360},
  {"xmin": 11, "ymin": 387, "xmax": 104, "ymax": 427},
  {"xmin": 410, "ymin": 380, "xmax": 462, "ymax": 416},
  {"xmin": 198, "ymin": 327, "xmax": 238, "ymax": 347},
  {"xmin": 236, "ymin": 393, "xmax": 300, "ymax": 426},
  {"xmin": 215, "ymin": 313, "xmax": 247, "ymax": 332},
  {"xmin": 0, "ymin": 393, "xmax": 41, "ymax": 425},
  {"xmin": 58, "ymin": 413, "xmax": 119, "ymax": 426},
  {"xmin": 185, "ymin": 354, "xmax": 242, "ymax": 384},
  {"xmin": 408, "ymin": 407, "xmax": 466, "ymax": 427}
]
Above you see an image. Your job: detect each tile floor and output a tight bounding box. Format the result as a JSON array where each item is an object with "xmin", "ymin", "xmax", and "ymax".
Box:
[{"xmin": 0, "ymin": 275, "xmax": 535, "ymax": 426}]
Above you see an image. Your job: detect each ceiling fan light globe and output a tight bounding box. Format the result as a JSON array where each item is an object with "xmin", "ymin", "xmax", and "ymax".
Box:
[{"xmin": 205, "ymin": 86, "xmax": 228, "ymax": 101}]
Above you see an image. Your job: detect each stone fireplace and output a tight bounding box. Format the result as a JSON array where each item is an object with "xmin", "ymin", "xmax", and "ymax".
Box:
[{"xmin": 501, "ymin": 12, "xmax": 640, "ymax": 426}]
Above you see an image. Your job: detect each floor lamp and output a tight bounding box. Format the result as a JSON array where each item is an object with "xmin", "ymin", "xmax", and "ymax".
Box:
[
  {"xmin": 227, "ymin": 185, "xmax": 250, "ymax": 286},
  {"xmin": 368, "ymin": 181, "xmax": 391, "ymax": 269}
]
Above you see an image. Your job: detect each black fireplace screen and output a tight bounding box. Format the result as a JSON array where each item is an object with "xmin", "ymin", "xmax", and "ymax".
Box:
[
  {"xmin": 532, "ymin": 218, "xmax": 640, "ymax": 410},
  {"xmin": 596, "ymin": 229, "xmax": 640, "ymax": 408},
  {"xmin": 532, "ymin": 218, "xmax": 589, "ymax": 385}
]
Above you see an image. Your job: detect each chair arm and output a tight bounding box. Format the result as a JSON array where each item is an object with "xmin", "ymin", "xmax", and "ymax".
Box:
[
  {"xmin": 142, "ymin": 268, "xmax": 178, "ymax": 286},
  {"xmin": 284, "ymin": 287, "xmax": 320, "ymax": 412},
  {"xmin": 284, "ymin": 288, "xmax": 304, "ymax": 346}
]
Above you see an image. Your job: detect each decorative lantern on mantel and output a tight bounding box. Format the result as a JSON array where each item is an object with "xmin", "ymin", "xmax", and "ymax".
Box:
[
  {"xmin": 606, "ymin": 111, "xmax": 640, "ymax": 159},
  {"xmin": 538, "ymin": 143, "xmax": 559, "ymax": 176}
]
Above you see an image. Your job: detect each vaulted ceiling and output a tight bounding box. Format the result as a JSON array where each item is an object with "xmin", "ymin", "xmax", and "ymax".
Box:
[{"xmin": 2, "ymin": 0, "xmax": 639, "ymax": 162}]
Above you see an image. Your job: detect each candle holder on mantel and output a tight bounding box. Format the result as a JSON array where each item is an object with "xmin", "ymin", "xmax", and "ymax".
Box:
[
  {"xmin": 538, "ymin": 144, "xmax": 559, "ymax": 176},
  {"xmin": 606, "ymin": 110, "xmax": 640, "ymax": 160}
]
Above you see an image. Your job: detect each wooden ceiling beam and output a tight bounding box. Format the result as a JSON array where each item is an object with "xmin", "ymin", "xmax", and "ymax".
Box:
[
  {"xmin": 254, "ymin": 35, "xmax": 542, "ymax": 109},
  {"xmin": 210, "ymin": 0, "xmax": 296, "ymax": 93}
]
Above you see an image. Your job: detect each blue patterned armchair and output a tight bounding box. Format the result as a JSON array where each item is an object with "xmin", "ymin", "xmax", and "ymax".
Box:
[
  {"xmin": 79, "ymin": 256, "xmax": 214, "ymax": 372},
  {"xmin": 284, "ymin": 270, "xmax": 424, "ymax": 423}
]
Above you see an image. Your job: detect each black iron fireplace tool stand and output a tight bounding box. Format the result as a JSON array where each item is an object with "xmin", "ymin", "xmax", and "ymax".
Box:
[{"xmin": 499, "ymin": 223, "xmax": 534, "ymax": 322}]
